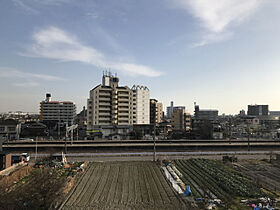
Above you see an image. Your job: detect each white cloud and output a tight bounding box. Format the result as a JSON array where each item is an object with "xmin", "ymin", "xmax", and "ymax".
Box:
[
  {"xmin": 172, "ymin": 0, "xmax": 262, "ymax": 46},
  {"xmin": 13, "ymin": 82, "xmax": 39, "ymax": 87},
  {"xmin": 22, "ymin": 27, "xmax": 162, "ymax": 77},
  {"xmin": 191, "ymin": 31, "xmax": 233, "ymax": 47},
  {"xmin": 0, "ymin": 67, "xmax": 65, "ymax": 81},
  {"xmin": 12, "ymin": 0, "xmax": 39, "ymax": 14}
]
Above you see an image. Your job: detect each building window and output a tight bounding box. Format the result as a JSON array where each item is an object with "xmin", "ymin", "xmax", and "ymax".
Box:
[{"xmin": 8, "ymin": 127, "xmax": 15, "ymax": 131}]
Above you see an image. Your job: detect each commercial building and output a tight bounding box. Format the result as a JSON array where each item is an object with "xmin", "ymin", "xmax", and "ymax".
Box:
[
  {"xmin": 132, "ymin": 85, "xmax": 150, "ymax": 125},
  {"xmin": 150, "ymin": 99, "xmax": 163, "ymax": 125},
  {"xmin": 166, "ymin": 101, "xmax": 185, "ymax": 119},
  {"xmin": 40, "ymin": 93, "xmax": 76, "ymax": 125},
  {"xmin": 0, "ymin": 152, "xmax": 11, "ymax": 171},
  {"xmin": 269, "ymin": 111, "xmax": 280, "ymax": 117},
  {"xmin": 171, "ymin": 107, "xmax": 190, "ymax": 131},
  {"xmin": 194, "ymin": 104, "xmax": 218, "ymax": 121},
  {"xmin": 0, "ymin": 119, "xmax": 20, "ymax": 140},
  {"xmin": 247, "ymin": 105, "xmax": 269, "ymax": 116}
]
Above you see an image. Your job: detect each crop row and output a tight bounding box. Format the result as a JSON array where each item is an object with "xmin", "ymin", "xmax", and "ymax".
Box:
[
  {"xmin": 61, "ymin": 162, "xmax": 189, "ymax": 209},
  {"xmin": 174, "ymin": 159, "xmax": 262, "ymax": 201},
  {"xmin": 189, "ymin": 159, "xmax": 261, "ymax": 197}
]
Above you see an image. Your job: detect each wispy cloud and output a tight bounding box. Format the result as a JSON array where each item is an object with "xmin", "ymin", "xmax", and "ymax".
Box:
[
  {"xmin": 13, "ymin": 82, "xmax": 39, "ymax": 87},
  {"xmin": 0, "ymin": 67, "xmax": 65, "ymax": 88},
  {"xmin": 12, "ymin": 0, "xmax": 73, "ymax": 14},
  {"xmin": 0, "ymin": 67, "xmax": 65, "ymax": 81},
  {"xmin": 12, "ymin": 0, "xmax": 39, "ymax": 14},
  {"xmin": 21, "ymin": 26, "xmax": 162, "ymax": 77},
  {"xmin": 171, "ymin": 0, "xmax": 262, "ymax": 46},
  {"xmin": 191, "ymin": 31, "xmax": 233, "ymax": 48}
]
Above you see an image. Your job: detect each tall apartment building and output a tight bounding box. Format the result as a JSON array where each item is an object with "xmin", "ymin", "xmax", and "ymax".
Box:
[
  {"xmin": 87, "ymin": 73, "xmax": 135, "ymax": 131},
  {"xmin": 132, "ymin": 85, "xmax": 150, "ymax": 125},
  {"xmin": 166, "ymin": 101, "xmax": 185, "ymax": 119},
  {"xmin": 171, "ymin": 108, "xmax": 191, "ymax": 131},
  {"xmin": 171, "ymin": 108, "xmax": 184, "ymax": 130},
  {"xmin": 194, "ymin": 104, "xmax": 218, "ymax": 121},
  {"xmin": 40, "ymin": 93, "xmax": 76, "ymax": 125},
  {"xmin": 247, "ymin": 105, "xmax": 269, "ymax": 116},
  {"xmin": 150, "ymin": 99, "xmax": 163, "ymax": 125}
]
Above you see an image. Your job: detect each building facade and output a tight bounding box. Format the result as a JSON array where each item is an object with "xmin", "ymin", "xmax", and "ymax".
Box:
[
  {"xmin": 87, "ymin": 73, "xmax": 135, "ymax": 130},
  {"xmin": 247, "ymin": 105, "xmax": 269, "ymax": 116},
  {"xmin": 150, "ymin": 99, "xmax": 163, "ymax": 125},
  {"xmin": 132, "ymin": 85, "xmax": 150, "ymax": 124},
  {"xmin": 194, "ymin": 105, "xmax": 218, "ymax": 121},
  {"xmin": 40, "ymin": 93, "xmax": 76, "ymax": 125},
  {"xmin": 0, "ymin": 119, "xmax": 20, "ymax": 140},
  {"xmin": 166, "ymin": 101, "xmax": 185, "ymax": 119}
]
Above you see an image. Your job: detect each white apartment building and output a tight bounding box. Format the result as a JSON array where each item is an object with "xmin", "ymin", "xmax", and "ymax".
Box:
[
  {"xmin": 40, "ymin": 93, "xmax": 76, "ymax": 125},
  {"xmin": 132, "ymin": 85, "xmax": 150, "ymax": 125}
]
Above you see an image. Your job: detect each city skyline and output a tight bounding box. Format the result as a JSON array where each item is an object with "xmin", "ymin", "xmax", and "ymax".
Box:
[{"xmin": 1, "ymin": 0, "xmax": 280, "ymax": 114}]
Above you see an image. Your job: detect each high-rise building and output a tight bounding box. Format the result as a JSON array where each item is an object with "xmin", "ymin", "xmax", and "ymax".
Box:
[
  {"xmin": 194, "ymin": 104, "xmax": 218, "ymax": 121},
  {"xmin": 87, "ymin": 73, "xmax": 151, "ymax": 139},
  {"xmin": 166, "ymin": 101, "xmax": 185, "ymax": 119},
  {"xmin": 40, "ymin": 93, "xmax": 76, "ymax": 125},
  {"xmin": 247, "ymin": 105, "xmax": 269, "ymax": 116},
  {"xmin": 166, "ymin": 101, "xmax": 174, "ymax": 119},
  {"xmin": 170, "ymin": 107, "xmax": 190, "ymax": 131},
  {"xmin": 132, "ymin": 85, "xmax": 150, "ymax": 124},
  {"xmin": 150, "ymin": 99, "xmax": 163, "ymax": 125},
  {"xmin": 87, "ymin": 73, "xmax": 135, "ymax": 131}
]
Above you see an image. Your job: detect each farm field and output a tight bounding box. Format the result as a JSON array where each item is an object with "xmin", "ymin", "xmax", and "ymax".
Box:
[
  {"xmin": 173, "ymin": 158, "xmax": 280, "ymax": 209},
  {"xmin": 234, "ymin": 160, "xmax": 280, "ymax": 192},
  {"xmin": 60, "ymin": 161, "xmax": 190, "ymax": 210}
]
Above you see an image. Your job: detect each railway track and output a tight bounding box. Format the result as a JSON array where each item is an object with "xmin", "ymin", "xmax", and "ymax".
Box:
[{"xmin": 4, "ymin": 139, "xmax": 280, "ymax": 145}]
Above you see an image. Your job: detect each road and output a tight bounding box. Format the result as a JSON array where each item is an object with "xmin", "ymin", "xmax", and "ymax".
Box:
[{"xmin": 27, "ymin": 150, "xmax": 280, "ymax": 162}]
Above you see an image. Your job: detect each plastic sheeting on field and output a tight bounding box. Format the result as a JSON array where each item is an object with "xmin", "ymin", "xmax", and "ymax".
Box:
[{"xmin": 162, "ymin": 166, "xmax": 184, "ymax": 194}]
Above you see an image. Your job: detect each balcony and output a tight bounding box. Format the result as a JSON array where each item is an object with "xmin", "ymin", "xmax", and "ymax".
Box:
[
  {"xmin": 99, "ymin": 112, "xmax": 111, "ymax": 116},
  {"xmin": 99, "ymin": 102, "xmax": 111, "ymax": 106},
  {"xmin": 99, "ymin": 97, "xmax": 111, "ymax": 101},
  {"xmin": 99, "ymin": 106, "xmax": 111, "ymax": 111},
  {"xmin": 99, "ymin": 117, "xmax": 111, "ymax": 121},
  {"xmin": 99, "ymin": 91, "xmax": 111, "ymax": 97},
  {"xmin": 118, "ymin": 92, "xmax": 129, "ymax": 97}
]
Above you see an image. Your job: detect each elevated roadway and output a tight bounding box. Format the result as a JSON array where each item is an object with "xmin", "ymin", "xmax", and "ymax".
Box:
[{"xmin": 3, "ymin": 139, "xmax": 280, "ymax": 153}]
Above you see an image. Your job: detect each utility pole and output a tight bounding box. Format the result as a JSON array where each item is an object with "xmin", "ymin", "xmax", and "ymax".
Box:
[
  {"xmin": 64, "ymin": 123, "xmax": 67, "ymax": 154},
  {"xmin": 247, "ymin": 124, "xmax": 250, "ymax": 152},
  {"xmin": 71, "ymin": 127, "xmax": 74, "ymax": 145},
  {"xmin": 35, "ymin": 136, "xmax": 38, "ymax": 162},
  {"xmin": 58, "ymin": 110, "xmax": 60, "ymax": 140},
  {"xmin": 153, "ymin": 123, "xmax": 156, "ymax": 162}
]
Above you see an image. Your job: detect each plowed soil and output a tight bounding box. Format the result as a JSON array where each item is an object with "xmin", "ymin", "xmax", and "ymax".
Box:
[{"xmin": 60, "ymin": 161, "xmax": 190, "ymax": 210}]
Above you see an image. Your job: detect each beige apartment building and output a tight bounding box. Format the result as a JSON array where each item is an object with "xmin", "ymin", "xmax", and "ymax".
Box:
[
  {"xmin": 150, "ymin": 99, "xmax": 163, "ymax": 125},
  {"xmin": 87, "ymin": 73, "xmax": 135, "ymax": 131},
  {"xmin": 40, "ymin": 93, "xmax": 76, "ymax": 125},
  {"xmin": 171, "ymin": 107, "xmax": 191, "ymax": 131}
]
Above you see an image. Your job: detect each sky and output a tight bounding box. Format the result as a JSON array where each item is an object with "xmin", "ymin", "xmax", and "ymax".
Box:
[{"xmin": 1, "ymin": 0, "xmax": 280, "ymax": 115}]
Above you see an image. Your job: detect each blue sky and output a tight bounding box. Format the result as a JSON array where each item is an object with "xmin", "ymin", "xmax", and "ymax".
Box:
[{"xmin": 1, "ymin": 0, "xmax": 280, "ymax": 114}]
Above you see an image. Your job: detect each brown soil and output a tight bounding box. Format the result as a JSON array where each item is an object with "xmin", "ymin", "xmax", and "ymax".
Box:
[
  {"xmin": 60, "ymin": 161, "xmax": 192, "ymax": 210},
  {"xmin": 0, "ymin": 165, "xmax": 33, "ymax": 190}
]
